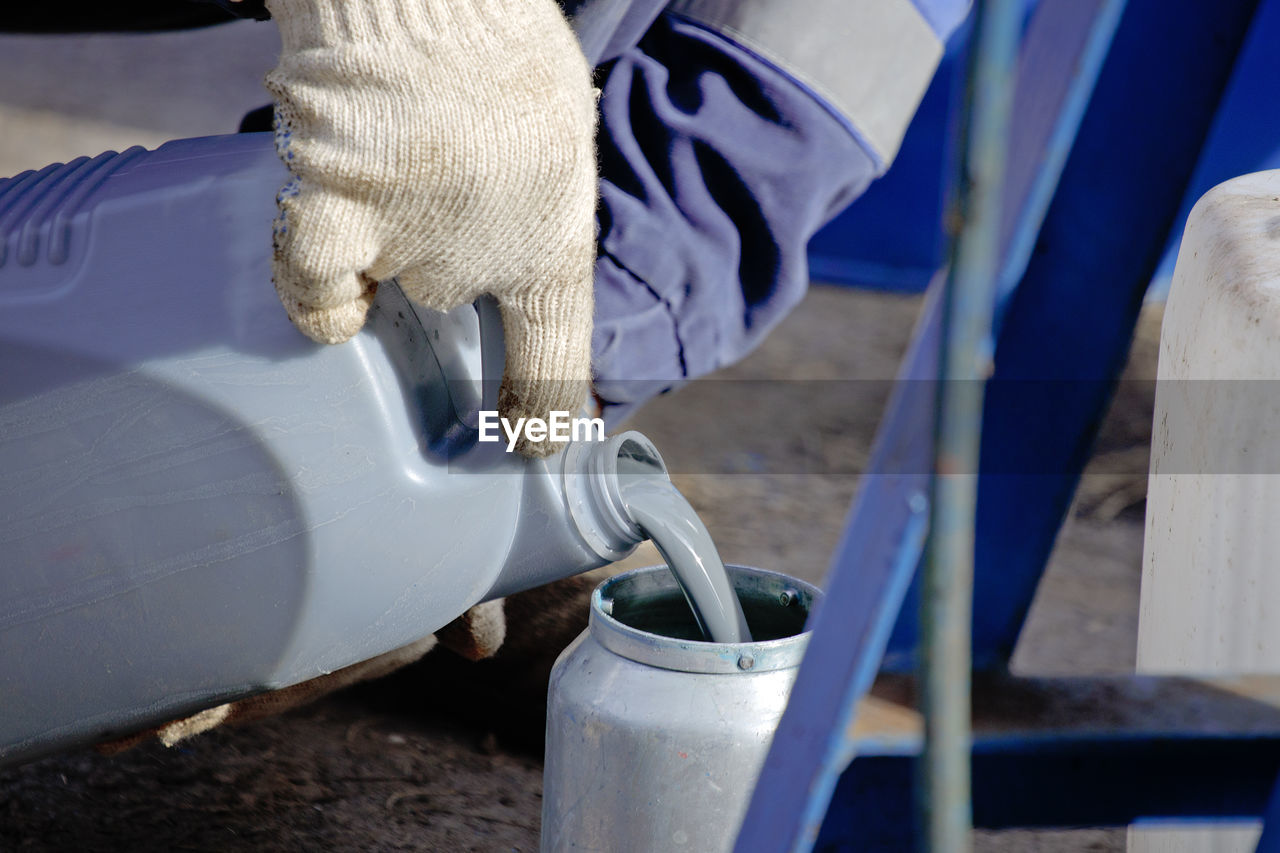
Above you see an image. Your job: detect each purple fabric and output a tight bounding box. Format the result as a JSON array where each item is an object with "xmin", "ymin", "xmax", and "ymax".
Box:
[
  {"xmin": 590, "ymin": 13, "xmax": 879, "ymax": 422},
  {"xmin": 565, "ymin": 0, "xmax": 668, "ymax": 65}
]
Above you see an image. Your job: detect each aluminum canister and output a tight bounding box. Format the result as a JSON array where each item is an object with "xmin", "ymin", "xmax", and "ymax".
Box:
[{"xmin": 542, "ymin": 564, "xmax": 820, "ymax": 852}]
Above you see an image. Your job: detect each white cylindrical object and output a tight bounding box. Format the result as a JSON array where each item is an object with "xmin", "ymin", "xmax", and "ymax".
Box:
[{"xmin": 1132, "ymin": 170, "xmax": 1280, "ymax": 852}]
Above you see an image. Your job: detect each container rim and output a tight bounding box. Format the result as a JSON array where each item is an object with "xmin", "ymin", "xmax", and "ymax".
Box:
[{"xmin": 589, "ymin": 564, "xmax": 820, "ymax": 674}]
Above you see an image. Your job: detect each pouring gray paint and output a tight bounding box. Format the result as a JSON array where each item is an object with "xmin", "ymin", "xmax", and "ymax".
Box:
[
  {"xmin": 620, "ymin": 478, "xmax": 751, "ymax": 644},
  {"xmin": 558, "ymin": 432, "xmax": 751, "ymax": 645}
]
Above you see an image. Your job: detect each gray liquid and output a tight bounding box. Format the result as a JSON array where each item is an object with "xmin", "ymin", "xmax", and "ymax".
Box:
[{"xmin": 618, "ymin": 478, "xmax": 752, "ymax": 644}]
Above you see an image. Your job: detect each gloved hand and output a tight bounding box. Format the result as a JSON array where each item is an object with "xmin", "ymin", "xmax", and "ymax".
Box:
[{"xmin": 263, "ymin": 0, "xmax": 599, "ymax": 455}]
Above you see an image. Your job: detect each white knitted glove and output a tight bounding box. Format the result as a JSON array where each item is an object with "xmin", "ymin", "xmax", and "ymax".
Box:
[{"xmin": 264, "ymin": 0, "xmax": 598, "ymax": 455}]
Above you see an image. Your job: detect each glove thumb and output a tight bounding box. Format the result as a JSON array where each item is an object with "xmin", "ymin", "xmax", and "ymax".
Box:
[
  {"xmin": 497, "ymin": 286, "xmax": 593, "ymax": 458},
  {"xmin": 272, "ymin": 182, "xmax": 381, "ymax": 344}
]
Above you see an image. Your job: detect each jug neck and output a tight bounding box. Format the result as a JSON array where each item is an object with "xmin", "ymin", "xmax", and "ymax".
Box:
[{"xmin": 561, "ymin": 431, "xmax": 667, "ymax": 561}]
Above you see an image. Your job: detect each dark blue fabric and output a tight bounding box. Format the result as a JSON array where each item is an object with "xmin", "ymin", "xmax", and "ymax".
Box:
[
  {"xmin": 563, "ymin": 0, "xmax": 667, "ymax": 66},
  {"xmin": 590, "ymin": 13, "xmax": 879, "ymax": 421}
]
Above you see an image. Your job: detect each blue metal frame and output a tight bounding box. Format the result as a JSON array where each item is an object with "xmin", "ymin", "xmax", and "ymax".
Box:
[
  {"xmin": 884, "ymin": 0, "xmax": 1263, "ymax": 672},
  {"xmin": 737, "ymin": 0, "xmax": 1268, "ymax": 848},
  {"xmin": 1257, "ymin": 775, "xmax": 1280, "ymax": 853},
  {"xmin": 732, "ymin": 291, "xmax": 940, "ymax": 852},
  {"xmin": 1147, "ymin": 0, "xmax": 1280, "ymax": 298},
  {"xmin": 817, "ymin": 734, "xmax": 1280, "ymax": 850}
]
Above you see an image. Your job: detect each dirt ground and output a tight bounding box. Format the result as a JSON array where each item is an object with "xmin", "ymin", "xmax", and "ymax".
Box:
[{"xmin": 0, "ymin": 19, "xmax": 1172, "ymax": 853}]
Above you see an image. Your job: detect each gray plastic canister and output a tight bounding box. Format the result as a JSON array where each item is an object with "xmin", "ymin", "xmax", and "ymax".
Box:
[
  {"xmin": 0, "ymin": 134, "xmax": 675, "ymax": 765},
  {"xmin": 542, "ymin": 565, "xmax": 820, "ymax": 852}
]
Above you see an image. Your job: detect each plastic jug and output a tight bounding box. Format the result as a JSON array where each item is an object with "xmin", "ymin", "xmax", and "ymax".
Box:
[{"xmin": 0, "ymin": 133, "xmax": 664, "ymax": 765}]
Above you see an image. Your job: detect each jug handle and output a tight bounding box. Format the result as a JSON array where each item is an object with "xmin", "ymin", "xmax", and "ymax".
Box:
[{"xmin": 473, "ymin": 295, "xmax": 505, "ymax": 416}]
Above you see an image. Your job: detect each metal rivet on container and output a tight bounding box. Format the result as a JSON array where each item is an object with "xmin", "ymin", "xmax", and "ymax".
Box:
[
  {"xmin": 737, "ymin": 654, "xmax": 755, "ymax": 670},
  {"xmin": 778, "ymin": 589, "xmax": 797, "ymax": 607}
]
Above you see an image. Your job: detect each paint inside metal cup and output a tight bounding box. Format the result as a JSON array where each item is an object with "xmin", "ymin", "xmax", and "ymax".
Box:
[{"xmin": 590, "ymin": 565, "xmax": 820, "ymax": 675}]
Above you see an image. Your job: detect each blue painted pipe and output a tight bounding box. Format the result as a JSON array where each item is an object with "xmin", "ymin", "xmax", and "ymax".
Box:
[{"xmin": 919, "ymin": 0, "xmax": 1021, "ymax": 850}]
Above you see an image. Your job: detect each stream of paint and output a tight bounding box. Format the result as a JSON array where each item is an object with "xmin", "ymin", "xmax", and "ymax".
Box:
[{"xmin": 619, "ymin": 478, "xmax": 752, "ymax": 644}]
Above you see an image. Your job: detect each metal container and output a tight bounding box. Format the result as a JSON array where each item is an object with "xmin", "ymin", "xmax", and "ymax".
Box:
[{"xmin": 542, "ymin": 564, "xmax": 820, "ymax": 852}]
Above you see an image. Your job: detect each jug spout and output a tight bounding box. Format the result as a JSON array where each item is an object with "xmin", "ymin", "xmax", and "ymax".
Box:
[{"xmin": 485, "ymin": 431, "xmax": 669, "ymax": 600}]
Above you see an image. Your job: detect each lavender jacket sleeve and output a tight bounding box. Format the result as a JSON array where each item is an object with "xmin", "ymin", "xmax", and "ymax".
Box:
[{"xmin": 579, "ymin": 0, "xmax": 968, "ymax": 422}]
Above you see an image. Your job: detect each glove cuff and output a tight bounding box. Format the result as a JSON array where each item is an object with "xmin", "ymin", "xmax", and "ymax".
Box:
[{"xmin": 265, "ymin": 0, "xmax": 531, "ymax": 52}]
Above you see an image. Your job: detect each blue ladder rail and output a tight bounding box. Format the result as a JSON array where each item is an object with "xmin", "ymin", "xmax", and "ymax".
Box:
[{"xmin": 735, "ymin": 0, "xmax": 1268, "ymax": 848}]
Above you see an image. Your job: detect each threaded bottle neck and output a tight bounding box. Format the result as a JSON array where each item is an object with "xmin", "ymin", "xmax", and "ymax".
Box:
[{"xmin": 561, "ymin": 431, "xmax": 668, "ymax": 561}]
